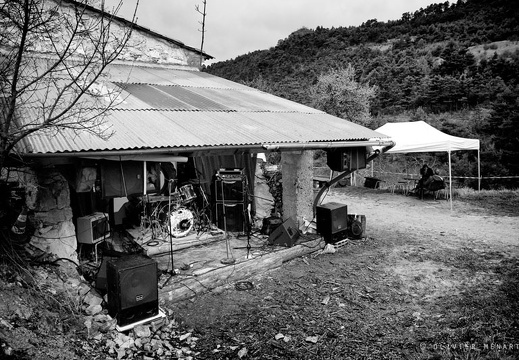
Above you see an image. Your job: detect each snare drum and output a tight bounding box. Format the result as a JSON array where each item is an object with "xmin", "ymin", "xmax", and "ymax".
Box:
[{"xmin": 179, "ymin": 184, "xmax": 196, "ymax": 204}]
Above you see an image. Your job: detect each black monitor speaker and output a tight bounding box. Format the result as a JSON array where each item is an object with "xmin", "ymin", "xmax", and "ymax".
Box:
[
  {"xmin": 268, "ymin": 217, "xmax": 300, "ymax": 247},
  {"xmin": 106, "ymin": 254, "xmax": 158, "ymax": 327},
  {"xmin": 316, "ymin": 202, "xmax": 348, "ymax": 243}
]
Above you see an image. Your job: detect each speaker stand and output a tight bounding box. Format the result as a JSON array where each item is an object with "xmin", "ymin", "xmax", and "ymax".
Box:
[
  {"xmin": 220, "ymin": 179, "xmax": 236, "ymax": 265},
  {"xmin": 161, "ymin": 180, "xmax": 177, "ymax": 288}
]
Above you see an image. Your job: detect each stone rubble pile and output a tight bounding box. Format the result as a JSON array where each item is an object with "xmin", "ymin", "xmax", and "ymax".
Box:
[{"xmin": 5, "ymin": 264, "xmax": 200, "ymax": 359}]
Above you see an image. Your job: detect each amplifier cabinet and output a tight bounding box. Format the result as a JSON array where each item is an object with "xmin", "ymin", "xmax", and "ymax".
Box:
[
  {"xmin": 215, "ymin": 202, "xmax": 245, "ymax": 233},
  {"xmin": 213, "ymin": 178, "xmax": 246, "ymax": 202},
  {"xmin": 107, "ymin": 254, "xmax": 159, "ymax": 327},
  {"xmin": 316, "ymin": 202, "xmax": 348, "ymax": 243}
]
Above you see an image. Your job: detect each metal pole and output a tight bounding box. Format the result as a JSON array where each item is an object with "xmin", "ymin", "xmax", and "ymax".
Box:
[
  {"xmin": 448, "ymin": 150, "xmax": 453, "ymax": 211},
  {"xmin": 478, "ymin": 150, "xmax": 481, "ymax": 191}
]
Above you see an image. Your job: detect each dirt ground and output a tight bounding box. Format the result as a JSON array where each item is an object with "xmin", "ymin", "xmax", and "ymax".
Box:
[
  {"xmin": 171, "ymin": 186, "xmax": 519, "ymax": 359},
  {"xmin": 1, "ymin": 186, "xmax": 518, "ymax": 359}
]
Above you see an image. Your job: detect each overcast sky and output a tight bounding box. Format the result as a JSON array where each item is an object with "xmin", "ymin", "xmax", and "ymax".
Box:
[{"xmin": 106, "ymin": 0, "xmax": 441, "ymax": 64}]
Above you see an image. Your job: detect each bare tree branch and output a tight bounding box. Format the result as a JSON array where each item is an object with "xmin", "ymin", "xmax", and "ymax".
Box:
[
  {"xmin": 0, "ymin": 0, "xmax": 139, "ymax": 168},
  {"xmin": 195, "ymin": 0, "xmax": 207, "ymax": 68}
]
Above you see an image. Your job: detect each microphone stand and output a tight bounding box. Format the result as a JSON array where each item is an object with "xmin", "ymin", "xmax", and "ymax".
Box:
[{"xmin": 161, "ymin": 179, "xmax": 176, "ymax": 288}]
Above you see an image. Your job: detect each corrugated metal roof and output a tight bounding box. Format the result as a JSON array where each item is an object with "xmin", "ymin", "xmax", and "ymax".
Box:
[{"xmin": 17, "ymin": 63, "xmax": 391, "ymax": 155}]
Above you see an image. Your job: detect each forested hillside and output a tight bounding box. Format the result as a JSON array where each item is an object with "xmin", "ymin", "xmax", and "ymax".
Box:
[{"xmin": 204, "ymin": 0, "xmax": 519, "ymax": 189}]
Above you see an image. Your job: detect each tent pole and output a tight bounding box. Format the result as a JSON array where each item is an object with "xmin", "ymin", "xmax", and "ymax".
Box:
[
  {"xmin": 478, "ymin": 150, "xmax": 481, "ymax": 191},
  {"xmin": 448, "ymin": 151, "xmax": 453, "ymax": 211}
]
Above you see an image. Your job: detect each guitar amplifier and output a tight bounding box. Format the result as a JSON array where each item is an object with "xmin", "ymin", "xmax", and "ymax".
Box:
[
  {"xmin": 216, "ymin": 168, "xmax": 243, "ymax": 180},
  {"xmin": 215, "ymin": 202, "xmax": 246, "ymax": 233},
  {"xmin": 213, "ymin": 178, "xmax": 246, "ymax": 202}
]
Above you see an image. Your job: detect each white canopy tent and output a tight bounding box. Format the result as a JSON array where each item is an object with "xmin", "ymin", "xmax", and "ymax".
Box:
[{"xmin": 375, "ymin": 121, "xmax": 480, "ymax": 210}]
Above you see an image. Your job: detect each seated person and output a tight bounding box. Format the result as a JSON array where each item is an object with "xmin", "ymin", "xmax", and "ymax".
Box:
[
  {"xmin": 160, "ymin": 162, "xmax": 177, "ymax": 195},
  {"xmin": 424, "ymin": 169, "xmax": 446, "ymax": 191},
  {"xmin": 416, "ymin": 164, "xmax": 434, "ymax": 190}
]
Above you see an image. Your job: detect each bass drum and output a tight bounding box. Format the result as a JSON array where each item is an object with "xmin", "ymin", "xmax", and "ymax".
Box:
[{"xmin": 169, "ymin": 208, "xmax": 194, "ymax": 238}]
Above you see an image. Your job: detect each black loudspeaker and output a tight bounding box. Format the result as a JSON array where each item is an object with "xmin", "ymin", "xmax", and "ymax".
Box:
[
  {"xmin": 268, "ymin": 217, "xmax": 300, "ymax": 247},
  {"xmin": 213, "ymin": 178, "xmax": 246, "ymax": 202},
  {"xmin": 326, "ymin": 147, "xmax": 367, "ymax": 172},
  {"xmin": 95, "ymin": 255, "xmax": 118, "ymax": 292},
  {"xmin": 101, "ymin": 160, "xmax": 144, "ymax": 198},
  {"xmin": 347, "ymin": 214, "xmax": 366, "ymax": 240},
  {"xmin": 107, "ymin": 254, "xmax": 158, "ymax": 327},
  {"xmin": 316, "ymin": 202, "xmax": 349, "ymax": 243},
  {"xmin": 215, "ymin": 202, "xmax": 245, "ymax": 233}
]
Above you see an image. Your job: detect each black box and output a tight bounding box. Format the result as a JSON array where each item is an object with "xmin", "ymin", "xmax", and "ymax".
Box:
[
  {"xmin": 107, "ymin": 254, "xmax": 158, "ymax": 327},
  {"xmin": 316, "ymin": 202, "xmax": 348, "ymax": 243},
  {"xmin": 213, "ymin": 178, "xmax": 246, "ymax": 202},
  {"xmin": 215, "ymin": 202, "xmax": 245, "ymax": 233},
  {"xmin": 268, "ymin": 217, "xmax": 300, "ymax": 247},
  {"xmin": 326, "ymin": 147, "xmax": 366, "ymax": 172}
]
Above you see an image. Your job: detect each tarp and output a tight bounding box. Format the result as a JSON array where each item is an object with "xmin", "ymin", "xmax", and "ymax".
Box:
[
  {"xmin": 375, "ymin": 121, "xmax": 479, "ymax": 153},
  {"xmin": 375, "ymin": 121, "xmax": 481, "ymax": 210}
]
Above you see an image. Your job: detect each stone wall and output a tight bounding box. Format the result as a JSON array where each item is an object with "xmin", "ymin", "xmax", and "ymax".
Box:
[
  {"xmin": 26, "ymin": 169, "xmax": 78, "ymax": 263},
  {"xmin": 26, "ymin": 0, "xmax": 203, "ymax": 68}
]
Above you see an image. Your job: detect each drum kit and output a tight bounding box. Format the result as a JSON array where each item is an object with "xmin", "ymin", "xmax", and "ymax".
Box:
[{"xmin": 143, "ymin": 183, "xmax": 208, "ymax": 239}]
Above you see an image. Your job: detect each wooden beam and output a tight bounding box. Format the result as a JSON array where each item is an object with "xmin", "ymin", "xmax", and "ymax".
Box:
[{"xmin": 159, "ymin": 238, "xmax": 323, "ymax": 303}]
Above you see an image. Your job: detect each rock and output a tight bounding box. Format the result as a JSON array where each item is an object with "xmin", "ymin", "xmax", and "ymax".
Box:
[
  {"xmin": 133, "ymin": 325, "xmax": 151, "ymax": 338},
  {"xmin": 84, "ymin": 291, "xmax": 103, "ymax": 307},
  {"xmin": 179, "ymin": 332, "xmax": 191, "ymax": 341},
  {"xmin": 85, "ymin": 304, "xmax": 103, "ymax": 316},
  {"xmin": 305, "ymin": 335, "xmax": 318, "ymax": 343},
  {"xmin": 29, "ymin": 220, "xmax": 78, "ymax": 261}
]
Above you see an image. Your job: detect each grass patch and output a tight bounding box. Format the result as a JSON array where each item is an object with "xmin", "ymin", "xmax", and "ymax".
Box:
[{"xmin": 454, "ymin": 188, "xmax": 519, "ymax": 216}]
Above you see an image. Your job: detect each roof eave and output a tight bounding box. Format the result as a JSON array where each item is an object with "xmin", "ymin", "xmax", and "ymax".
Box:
[{"xmin": 20, "ymin": 139, "xmax": 395, "ymax": 159}]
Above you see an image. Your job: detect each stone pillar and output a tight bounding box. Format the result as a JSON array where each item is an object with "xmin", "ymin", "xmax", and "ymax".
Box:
[
  {"xmin": 281, "ymin": 150, "xmax": 314, "ymax": 228},
  {"xmin": 28, "ymin": 169, "xmax": 78, "ymax": 263}
]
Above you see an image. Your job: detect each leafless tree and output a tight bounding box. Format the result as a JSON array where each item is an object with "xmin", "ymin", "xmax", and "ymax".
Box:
[{"xmin": 0, "ymin": 0, "xmax": 138, "ymax": 172}]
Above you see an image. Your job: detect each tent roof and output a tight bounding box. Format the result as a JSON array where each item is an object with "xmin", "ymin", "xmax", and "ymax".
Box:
[{"xmin": 375, "ymin": 121, "xmax": 479, "ymax": 153}]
